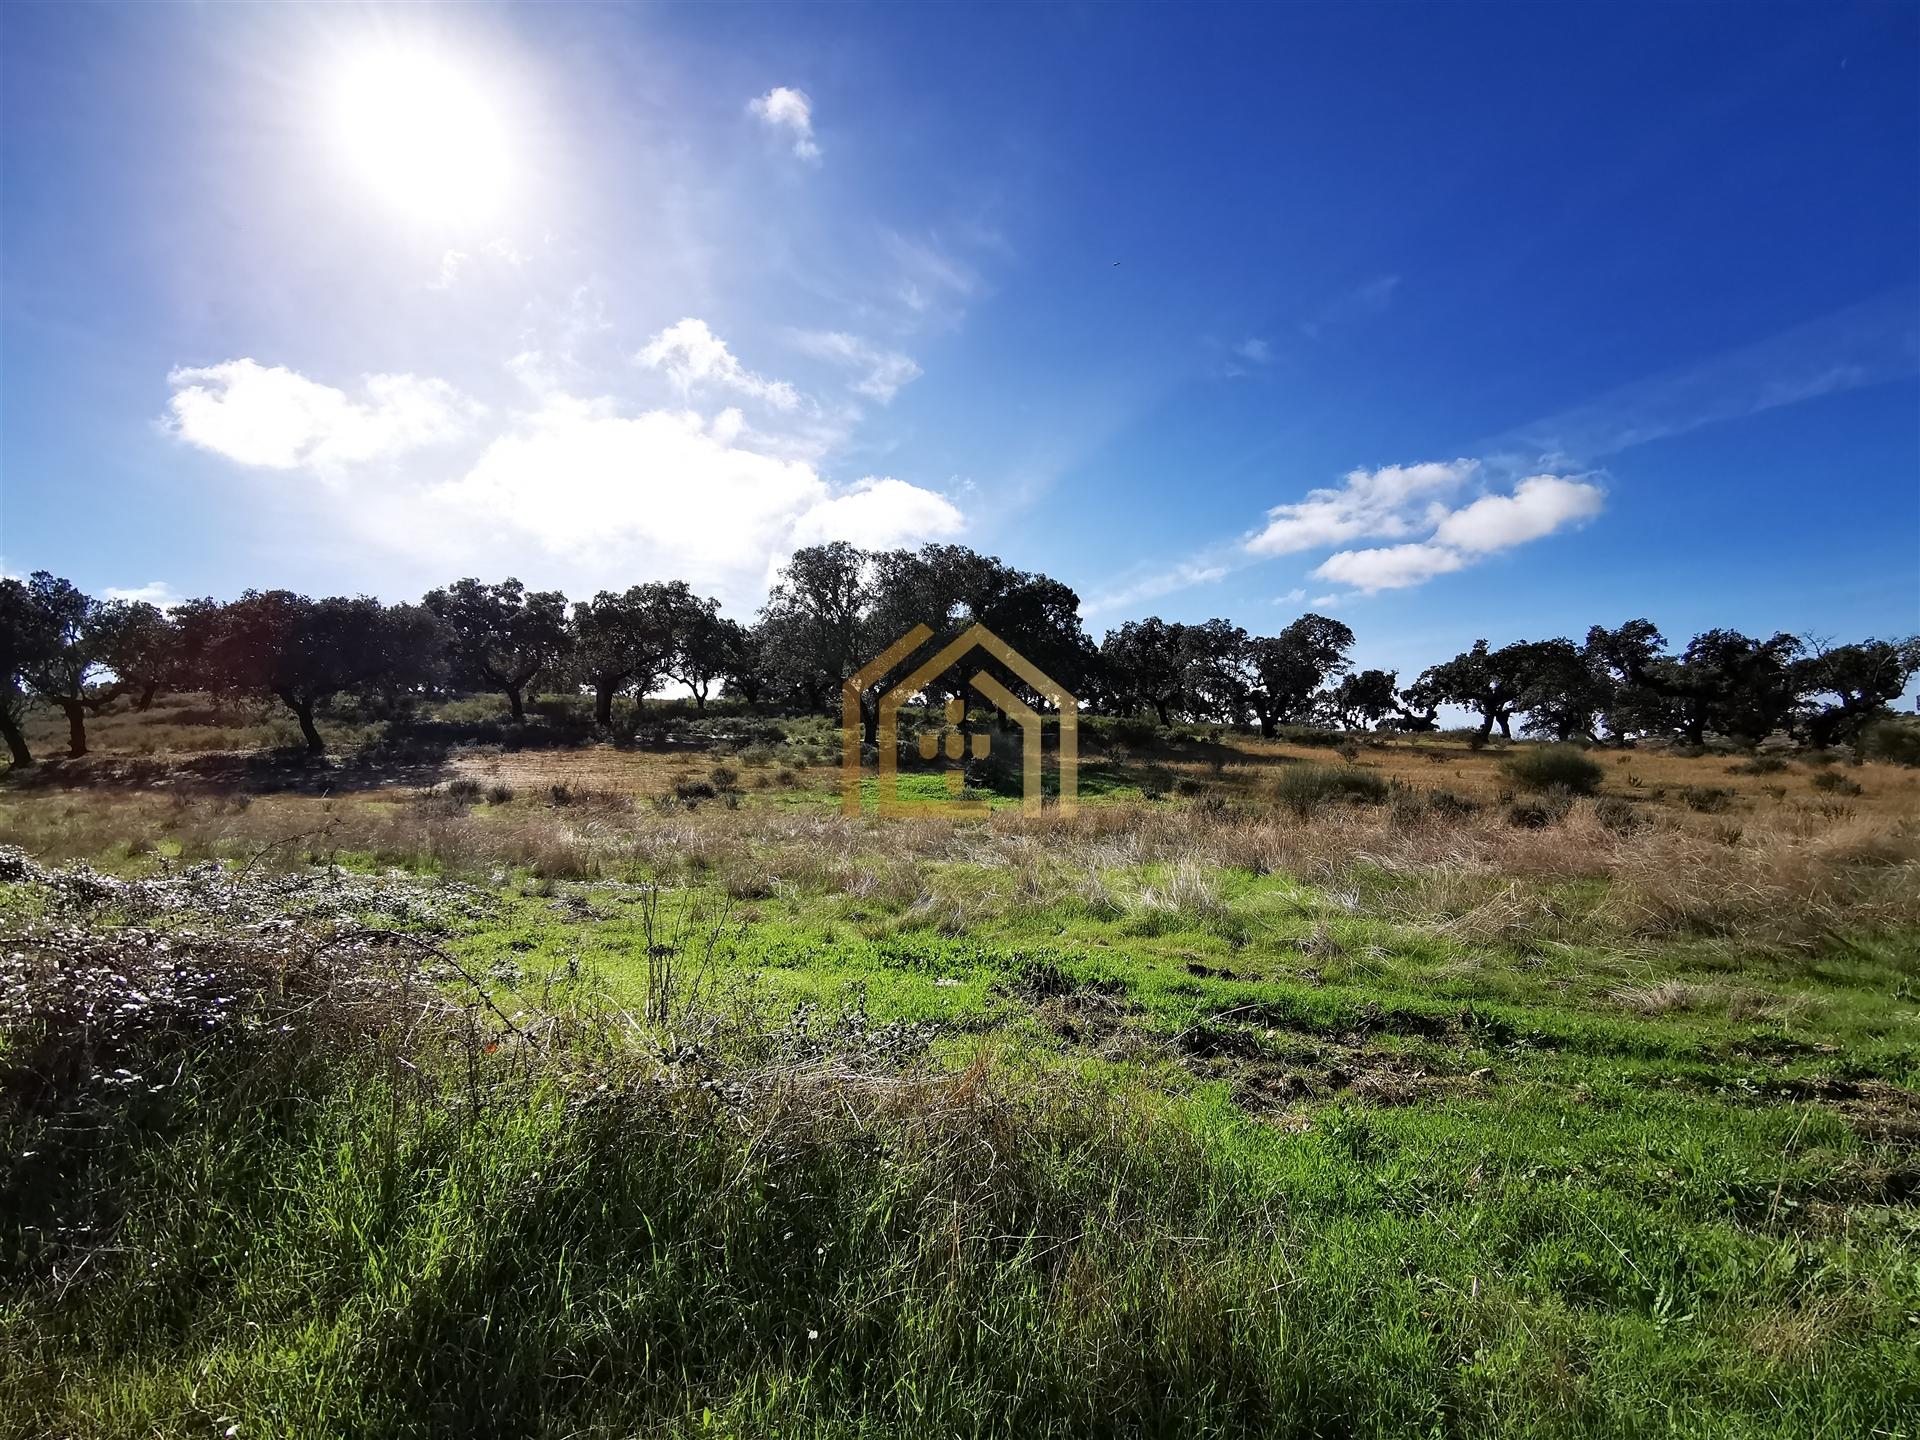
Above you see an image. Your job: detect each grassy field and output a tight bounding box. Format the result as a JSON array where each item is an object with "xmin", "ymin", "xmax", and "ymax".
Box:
[{"xmin": 2, "ymin": 697, "xmax": 1917, "ymax": 1437}]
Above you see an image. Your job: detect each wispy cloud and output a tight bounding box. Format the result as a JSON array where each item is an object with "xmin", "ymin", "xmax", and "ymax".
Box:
[
  {"xmin": 1490, "ymin": 286, "xmax": 1919, "ymax": 463},
  {"xmin": 748, "ymin": 86, "xmax": 821, "ymax": 163},
  {"xmin": 1299, "ymin": 274, "xmax": 1401, "ymax": 340},
  {"xmin": 638, "ymin": 318, "xmax": 801, "ymax": 412},
  {"xmin": 1083, "ymin": 559, "xmax": 1231, "ymax": 618},
  {"xmin": 788, "ymin": 331, "xmax": 923, "ymax": 404}
]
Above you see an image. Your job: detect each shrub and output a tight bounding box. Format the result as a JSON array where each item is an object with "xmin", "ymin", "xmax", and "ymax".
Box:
[
  {"xmin": 1423, "ymin": 787, "xmax": 1480, "ymax": 820},
  {"xmin": 1860, "ymin": 718, "xmax": 1920, "ymax": 767},
  {"xmin": 1593, "ymin": 796, "xmax": 1643, "ymax": 833},
  {"xmin": 709, "ymin": 764, "xmax": 739, "ymax": 790},
  {"xmin": 445, "ymin": 778, "xmax": 484, "ymax": 804},
  {"xmin": 1500, "ymin": 745, "xmax": 1603, "ymax": 796},
  {"xmin": 674, "ymin": 779, "xmax": 718, "ymax": 804},
  {"xmin": 548, "ymin": 783, "xmax": 573, "ymax": 806},
  {"xmin": 1731, "ymin": 754, "xmax": 1790, "ymax": 775},
  {"xmin": 1810, "ymin": 770, "xmax": 1863, "ymax": 796},
  {"xmin": 1270, "ymin": 765, "xmax": 1389, "ymax": 816},
  {"xmin": 1506, "ymin": 793, "xmax": 1571, "ymax": 828},
  {"xmin": 485, "ymin": 783, "xmax": 515, "ymax": 805},
  {"xmin": 1679, "ymin": 785, "xmax": 1735, "ymax": 813}
]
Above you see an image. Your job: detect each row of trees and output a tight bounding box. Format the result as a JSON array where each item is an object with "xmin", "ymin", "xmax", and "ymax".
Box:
[{"xmin": 2, "ymin": 547, "xmax": 1914, "ymax": 764}]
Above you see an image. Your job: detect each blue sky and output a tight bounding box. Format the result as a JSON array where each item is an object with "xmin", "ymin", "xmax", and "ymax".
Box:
[{"xmin": 3, "ymin": 0, "xmax": 1916, "ymax": 684}]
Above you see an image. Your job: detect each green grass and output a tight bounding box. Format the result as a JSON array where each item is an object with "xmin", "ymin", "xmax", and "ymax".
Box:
[{"xmin": 3, "ymin": 842, "xmax": 1917, "ymax": 1439}]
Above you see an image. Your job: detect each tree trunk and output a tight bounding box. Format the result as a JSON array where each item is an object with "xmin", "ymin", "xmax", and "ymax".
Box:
[
  {"xmin": 861, "ymin": 695, "xmax": 879, "ymax": 747},
  {"xmin": 60, "ymin": 699, "xmax": 87, "ymax": 758},
  {"xmin": 1257, "ymin": 709, "xmax": 1276, "ymax": 739},
  {"xmin": 294, "ymin": 701, "xmax": 323, "ymax": 756},
  {"xmin": 1475, "ymin": 713, "xmax": 1495, "ymax": 742},
  {"xmin": 277, "ymin": 689, "xmax": 324, "ymax": 755},
  {"xmin": 1495, "ymin": 712, "xmax": 1511, "ymax": 740},
  {"xmin": 0, "ymin": 711, "xmax": 31, "ymax": 767},
  {"xmin": 134, "ymin": 682, "xmax": 159, "ymax": 712},
  {"xmin": 1152, "ymin": 699, "xmax": 1172, "ymax": 726},
  {"xmin": 594, "ymin": 679, "xmax": 617, "ymax": 728},
  {"xmin": 505, "ymin": 685, "xmax": 526, "ymax": 722},
  {"xmin": 692, "ymin": 683, "xmax": 708, "ymax": 712}
]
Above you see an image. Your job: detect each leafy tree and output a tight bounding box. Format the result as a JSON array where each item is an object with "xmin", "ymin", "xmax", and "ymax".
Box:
[
  {"xmin": 721, "ymin": 621, "xmax": 771, "ymax": 708},
  {"xmin": 658, "ymin": 589, "xmax": 734, "ymax": 711},
  {"xmin": 1417, "ymin": 639, "xmax": 1535, "ymax": 742},
  {"xmin": 1099, "ymin": 618, "xmax": 1189, "ymax": 726},
  {"xmin": 1241, "ymin": 614, "xmax": 1355, "ymax": 736},
  {"xmin": 1327, "ymin": 668, "xmax": 1399, "ymax": 731},
  {"xmin": 1513, "ymin": 638, "xmax": 1607, "ymax": 742},
  {"xmin": 204, "ymin": 591, "xmax": 424, "ymax": 755},
  {"xmin": 0, "ymin": 579, "xmax": 41, "ymax": 766},
  {"xmin": 2, "ymin": 572, "xmax": 124, "ymax": 757},
  {"xmin": 1390, "ymin": 675, "xmax": 1441, "ymax": 732},
  {"xmin": 571, "ymin": 585, "xmax": 677, "ymax": 727},
  {"xmin": 1179, "ymin": 619, "xmax": 1252, "ymax": 723},
  {"xmin": 760, "ymin": 541, "xmax": 878, "ymax": 728},
  {"xmin": 423, "ymin": 578, "xmax": 570, "ymax": 722},
  {"xmin": 868, "ymin": 543, "xmax": 1094, "ymax": 717},
  {"xmin": 95, "ymin": 600, "xmax": 178, "ymax": 712},
  {"xmin": 1794, "ymin": 638, "xmax": 1920, "ymax": 747}
]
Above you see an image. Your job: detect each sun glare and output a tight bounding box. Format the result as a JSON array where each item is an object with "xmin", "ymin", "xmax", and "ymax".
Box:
[{"xmin": 330, "ymin": 45, "xmax": 512, "ymax": 223}]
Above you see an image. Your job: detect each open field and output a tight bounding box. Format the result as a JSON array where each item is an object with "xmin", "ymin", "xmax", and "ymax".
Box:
[{"xmin": 3, "ymin": 699, "xmax": 1918, "ymax": 1437}]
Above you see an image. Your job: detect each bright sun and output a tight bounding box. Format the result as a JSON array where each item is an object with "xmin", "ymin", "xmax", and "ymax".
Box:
[{"xmin": 331, "ymin": 45, "xmax": 512, "ymax": 223}]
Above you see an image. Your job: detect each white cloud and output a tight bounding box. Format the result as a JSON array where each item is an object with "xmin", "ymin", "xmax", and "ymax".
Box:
[
  {"xmin": 1272, "ymin": 587, "xmax": 1307, "ymax": 605},
  {"xmin": 1312, "ymin": 542, "xmax": 1466, "ymax": 592},
  {"xmin": 1246, "ymin": 457, "xmax": 1605, "ymax": 594},
  {"xmin": 104, "ymin": 581, "xmax": 182, "ymax": 608},
  {"xmin": 428, "ymin": 396, "xmax": 961, "ymax": 607},
  {"xmin": 1431, "ymin": 474, "xmax": 1604, "ymax": 552},
  {"xmin": 1236, "ymin": 337, "xmax": 1273, "ymax": 364},
  {"xmin": 789, "ymin": 331, "xmax": 923, "ymax": 403},
  {"xmin": 1246, "ymin": 459, "xmax": 1476, "ymax": 556},
  {"xmin": 1310, "ymin": 593, "xmax": 1341, "ymax": 608},
  {"xmin": 166, "ymin": 359, "xmax": 480, "ymax": 469},
  {"xmin": 638, "ymin": 318, "xmax": 801, "ymax": 412},
  {"xmin": 748, "ymin": 86, "xmax": 821, "ymax": 163},
  {"xmin": 789, "ymin": 476, "xmax": 963, "ymax": 549}
]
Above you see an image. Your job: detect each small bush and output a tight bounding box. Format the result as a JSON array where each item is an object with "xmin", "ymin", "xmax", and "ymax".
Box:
[
  {"xmin": 1860, "ymin": 719, "xmax": 1920, "ymax": 766},
  {"xmin": 445, "ymin": 778, "xmax": 484, "ymax": 804},
  {"xmin": 1506, "ymin": 793, "xmax": 1571, "ymax": 828},
  {"xmin": 1731, "ymin": 754, "xmax": 1790, "ymax": 775},
  {"xmin": 1810, "ymin": 770, "xmax": 1863, "ymax": 796},
  {"xmin": 485, "ymin": 783, "xmax": 515, "ymax": 805},
  {"xmin": 1423, "ymin": 787, "xmax": 1480, "ymax": 820},
  {"xmin": 1270, "ymin": 765, "xmax": 1389, "ymax": 816},
  {"xmin": 674, "ymin": 779, "xmax": 719, "ymax": 804},
  {"xmin": 1679, "ymin": 785, "xmax": 1735, "ymax": 813},
  {"xmin": 548, "ymin": 783, "xmax": 573, "ymax": 806},
  {"xmin": 709, "ymin": 764, "xmax": 739, "ymax": 790},
  {"xmin": 1593, "ymin": 796, "xmax": 1643, "ymax": 833},
  {"xmin": 1500, "ymin": 746, "xmax": 1604, "ymax": 796}
]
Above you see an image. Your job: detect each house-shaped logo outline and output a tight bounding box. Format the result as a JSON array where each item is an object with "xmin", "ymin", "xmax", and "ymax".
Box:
[{"xmin": 841, "ymin": 621, "xmax": 1078, "ymax": 819}]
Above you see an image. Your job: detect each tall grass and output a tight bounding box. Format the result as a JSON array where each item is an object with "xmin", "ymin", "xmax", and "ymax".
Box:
[{"xmin": 5, "ymin": 864, "xmax": 1914, "ymax": 1439}]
